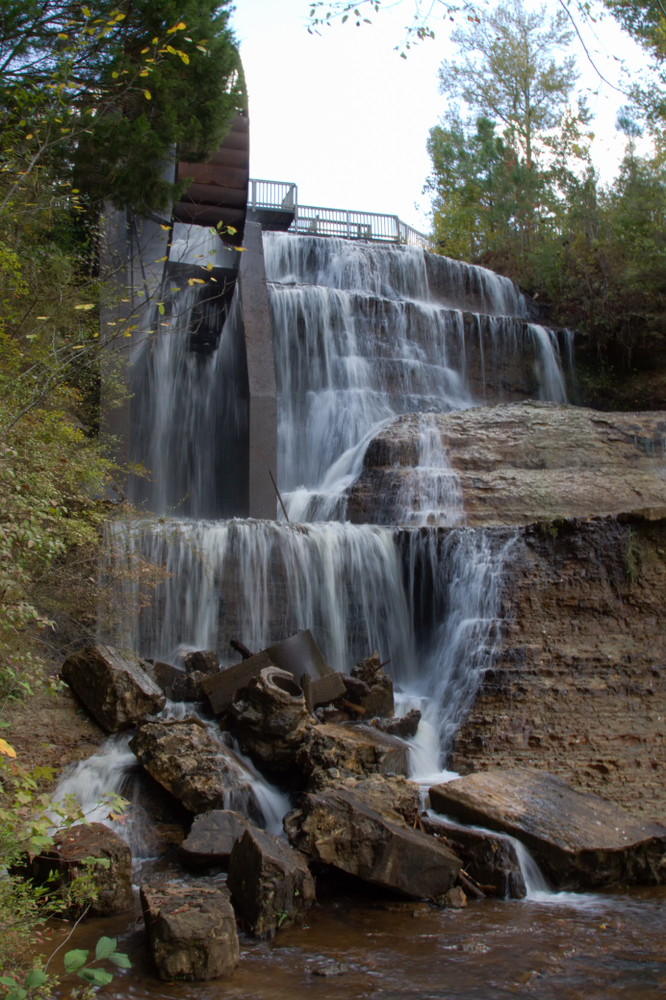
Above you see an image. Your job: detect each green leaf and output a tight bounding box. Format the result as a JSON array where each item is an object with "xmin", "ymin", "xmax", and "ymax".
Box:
[
  {"xmin": 77, "ymin": 969, "xmax": 114, "ymax": 986},
  {"xmin": 24, "ymin": 970, "xmax": 48, "ymax": 988},
  {"xmin": 6, "ymin": 991, "xmax": 27, "ymax": 1000},
  {"xmin": 95, "ymin": 936, "xmax": 117, "ymax": 961},
  {"xmin": 64, "ymin": 949, "xmax": 89, "ymax": 973},
  {"xmin": 108, "ymin": 952, "xmax": 131, "ymax": 969},
  {"xmin": 0, "ymin": 978, "xmax": 17, "ymax": 987}
]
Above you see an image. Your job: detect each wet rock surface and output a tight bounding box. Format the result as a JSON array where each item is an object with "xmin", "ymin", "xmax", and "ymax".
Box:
[
  {"xmin": 230, "ymin": 666, "xmax": 312, "ymax": 780},
  {"xmin": 227, "ymin": 827, "xmax": 315, "ymax": 937},
  {"xmin": 373, "ymin": 709, "xmax": 422, "ymax": 739},
  {"xmin": 129, "ymin": 719, "xmax": 257, "ymax": 815},
  {"xmin": 33, "ymin": 822, "xmax": 133, "ymax": 915},
  {"xmin": 140, "ymin": 882, "xmax": 239, "ymax": 981},
  {"xmin": 61, "ymin": 643, "xmax": 165, "ymax": 732},
  {"xmin": 285, "ymin": 786, "xmax": 461, "ymax": 899},
  {"xmin": 429, "ymin": 768, "xmax": 666, "ymax": 889},
  {"xmin": 346, "ymin": 652, "xmax": 394, "ymax": 718},
  {"xmin": 179, "ymin": 810, "xmax": 251, "ymax": 868},
  {"xmin": 308, "ymin": 771, "xmax": 420, "ymax": 824},
  {"xmin": 420, "ymin": 814, "xmax": 526, "ymax": 898},
  {"xmin": 297, "ymin": 722, "xmax": 409, "ymax": 779},
  {"xmin": 347, "ymin": 404, "xmax": 666, "ymax": 527}
]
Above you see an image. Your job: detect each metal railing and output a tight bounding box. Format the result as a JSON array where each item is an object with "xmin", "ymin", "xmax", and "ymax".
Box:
[
  {"xmin": 248, "ymin": 178, "xmax": 432, "ymax": 250},
  {"xmin": 249, "ymin": 178, "xmax": 297, "ymax": 212}
]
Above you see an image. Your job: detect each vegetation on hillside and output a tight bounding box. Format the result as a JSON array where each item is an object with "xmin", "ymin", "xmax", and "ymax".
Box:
[
  {"xmin": 426, "ymin": 0, "xmax": 666, "ymax": 406},
  {"xmin": 0, "ymin": 2, "xmax": 241, "ymax": 990}
]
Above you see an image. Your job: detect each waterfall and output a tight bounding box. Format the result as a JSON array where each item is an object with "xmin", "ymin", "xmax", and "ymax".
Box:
[
  {"xmin": 264, "ymin": 233, "xmax": 570, "ymax": 519},
  {"xmin": 76, "ymin": 229, "xmax": 575, "ymax": 846}
]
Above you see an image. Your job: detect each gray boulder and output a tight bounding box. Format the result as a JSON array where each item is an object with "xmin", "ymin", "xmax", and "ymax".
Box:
[
  {"xmin": 129, "ymin": 719, "xmax": 258, "ymax": 816},
  {"xmin": 227, "ymin": 827, "xmax": 315, "ymax": 938},
  {"xmin": 141, "ymin": 882, "xmax": 239, "ymax": 981},
  {"xmin": 230, "ymin": 666, "xmax": 312, "ymax": 779},
  {"xmin": 61, "ymin": 643, "xmax": 165, "ymax": 732},
  {"xmin": 285, "ymin": 786, "xmax": 461, "ymax": 899},
  {"xmin": 429, "ymin": 768, "xmax": 666, "ymax": 889},
  {"xmin": 179, "ymin": 810, "xmax": 252, "ymax": 868},
  {"xmin": 297, "ymin": 722, "xmax": 409, "ymax": 779},
  {"xmin": 33, "ymin": 822, "xmax": 133, "ymax": 916},
  {"xmin": 420, "ymin": 813, "xmax": 525, "ymax": 898}
]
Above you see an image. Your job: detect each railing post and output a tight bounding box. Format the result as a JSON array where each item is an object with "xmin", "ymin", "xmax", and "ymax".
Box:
[{"xmin": 251, "ymin": 179, "xmax": 257, "ymax": 211}]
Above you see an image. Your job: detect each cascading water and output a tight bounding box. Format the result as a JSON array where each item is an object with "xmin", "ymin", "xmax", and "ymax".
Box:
[{"xmin": 59, "ymin": 230, "xmax": 573, "ymax": 849}]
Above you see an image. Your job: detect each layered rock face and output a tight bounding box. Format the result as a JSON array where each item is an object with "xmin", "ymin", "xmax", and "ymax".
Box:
[
  {"xmin": 347, "ymin": 401, "xmax": 666, "ymax": 823},
  {"xmin": 450, "ymin": 513, "xmax": 666, "ymax": 823},
  {"xmin": 347, "ymin": 403, "xmax": 666, "ymax": 527}
]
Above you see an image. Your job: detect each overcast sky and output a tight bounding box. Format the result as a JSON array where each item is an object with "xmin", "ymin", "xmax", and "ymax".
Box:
[{"xmin": 231, "ymin": 0, "xmax": 648, "ymax": 233}]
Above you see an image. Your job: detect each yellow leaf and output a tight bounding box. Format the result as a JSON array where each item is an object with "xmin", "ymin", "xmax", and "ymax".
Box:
[
  {"xmin": 0, "ymin": 739, "xmax": 17, "ymax": 758},
  {"xmin": 160, "ymin": 224, "xmax": 170, "ymax": 230},
  {"xmin": 206, "ymin": 262, "xmax": 213, "ymax": 271},
  {"xmin": 141, "ymin": 46, "xmax": 150, "ymax": 53},
  {"xmin": 178, "ymin": 51, "xmax": 190, "ymax": 64},
  {"xmin": 144, "ymin": 90, "xmax": 151, "ymax": 100},
  {"xmin": 25, "ymin": 134, "xmax": 33, "ymax": 140},
  {"xmin": 36, "ymin": 316, "xmax": 48, "ymax": 320},
  {"xmin": 152, "ymin": 36, "xmax": 158, "ymax": 43},
  {"xmin": 57, "ymin": 33, "xmax": 68, "ymax": 39},
  {"xmin": 111, "ymin": 70, "xmax": 119, "ymax": 78},
  {"xmin": 74, "ymin": 304, "xmax": 95, "ymax": 310},
  {"xmin": 82, "ymin": 5, "xmax": 92, "ymax": 15},
  {"xmin": 124, "ymin": 331, "xmax": 132, "ymax": 337},
  {"xmin": 139, "ymin": 69, "xmax": 149, "ymax": 77}
]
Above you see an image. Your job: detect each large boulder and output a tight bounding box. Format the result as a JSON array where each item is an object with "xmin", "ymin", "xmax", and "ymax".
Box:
[
  {"xmin": 429, "ymin": 768, "xmax": 666, "ymax": 889},
  {"xmin": 297, "ymin": 722, "xmax": 409, "ymax": 780},
  {"xmin": 140, "ymin": 882, "xmax": 239, "ymax": 981},
  {"xmin": 345, "ymin": 652, "xmax": 394, "ymax": 718},
  {"xmin": 179, "ymin": 810, "xmax": 251, "ymax": 868},
  {"xmin": 61, "ymin": 643, "xmax": 165, "ymax": 732},
  {"xmin": 129, "ymin": 719, "xmax": 259, "ymax": 817},
  {"xmin": 285, "ymin": 787, "xmax": 461, "ymax": 899},
  {"xmin": 229, "ymin": 666, "xmax": 312, "ymax": 780},
  {"xmin": 202, "ymin": 651, "xmax": 274, "ymax": 715},
  {"xmin": 227, "ymin": 827, "xmax": 315, "ymax": 938},
  {"xmin": 308, "ymin": 771, "xmax": 420, "ymax": 825},
  {"xmin": 33, "ymin": 822, "xmax": 133, "ymax": 916},
  {"xmin": 420, "ymin": 814, "xmax": 525, "ymax": 898}
]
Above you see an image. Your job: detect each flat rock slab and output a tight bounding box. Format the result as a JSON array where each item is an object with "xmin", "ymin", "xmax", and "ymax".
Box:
[
  {"xmin": 227, "ymin": 827, "xmax": 315, "ymax": 938},
  {"xmin": 33, "ymin": 822, "xmax": 133, "ymax": 915},
  {"xmin": 285, "ymin": 787, "xmax": 461, "ymax": 899},
  {"xmin": 298, "ymin": 722, "xmax": 409, "ymax": 779},
  {"xmin": 202, "ymin": 651, "xmax": 273, "ymax": 715},
  {"xmin": 141, "ymin": 882, "xmax": 239, "ymax": 981},
  {"xmin": 429, "ymin": 768, "xmax": 666, "ymax": 889},
  {"xmin": 179, "ymin": 810, "xmax": 252, "ymax": 868},
  {"xmin": 129, "ymin": 720, "xmax": 256, "ymax": 815},
  {"xmin": 61, "ymin": 643, "xmax": 165, "ymax": 732},
  {"xmin": 346, "ymin": 404, "xmax": 666, "ymax": 527}
]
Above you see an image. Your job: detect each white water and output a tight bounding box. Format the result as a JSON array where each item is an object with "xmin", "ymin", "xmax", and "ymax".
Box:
[{"xmin": 71, "ymin": 231, "xmax": 576, "ymax": 852}]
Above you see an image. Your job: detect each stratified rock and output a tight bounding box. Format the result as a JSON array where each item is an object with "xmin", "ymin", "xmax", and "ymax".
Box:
[
  {"xmin": 129, "ymin": 719, "xmax": 257, "ymax": 816},
  {"xmin": 227, "ymin": 827, "xmax": 315, "ymax": 938},
  {"xmin": 285, "ymin": 787, "xmax": 461, "ymax": 899},
  {"xmin": 297, "ymin": 722, "xmax": 409, "ymax": 779},
  {"xmin": 309, "ymin": 771, "xmax": 419, "ymax": 825},
  {"xmin": 429, "ymin": 768, "xmax": 666, "ymax": 889},
  {"xmin": 230, "ymin": 666, "xmax": 312, "ymax": 780},
  {"xmin": 149, "ymin": 661, "xmax": 181, "ymax": 700},
  {"xmin": 420, "ymin": 813, "xmax": 525, "ymax": 898},
  {"xmin": 33, "ymin": 822, "xmax": 132, "ymax": 916},
  {"xmin": 346, "ymin": 652, "xmax": 394, "ymax": 718},
  {"xmin": 61, "ymin": 643, "xmax": 165, "ymax": 732},
  {"xmin": 374, "ymin": 709, "xmax": 422, "ymax": 739},
  {"xmin": 347, "ymin": 404, "xmax": 666, "ymax": 527},
  {"xmin": 140, "ymin": 882, "xmax": 239, "ymax": 981},
  {"xmin": 184, "ymin": 649, "xmax": 219, "ymax": 675},
  {"xmin": 179, "ymin": 811, "xmax": 251, "ymax": 868}
]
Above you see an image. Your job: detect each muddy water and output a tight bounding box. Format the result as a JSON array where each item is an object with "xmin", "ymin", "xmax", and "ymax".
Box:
[{"xmin": 49, "ymin": 873, "xmax": 666, "ymax": 1000}]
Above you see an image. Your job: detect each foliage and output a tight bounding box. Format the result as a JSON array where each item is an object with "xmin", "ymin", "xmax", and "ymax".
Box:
[
  {"xmin": 0, "ymin": 1, "xmax": 243, "ymax": 217},
  {"xmin": 0, "ymin": 748, "xmax": 130, "ymax": 994}
]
